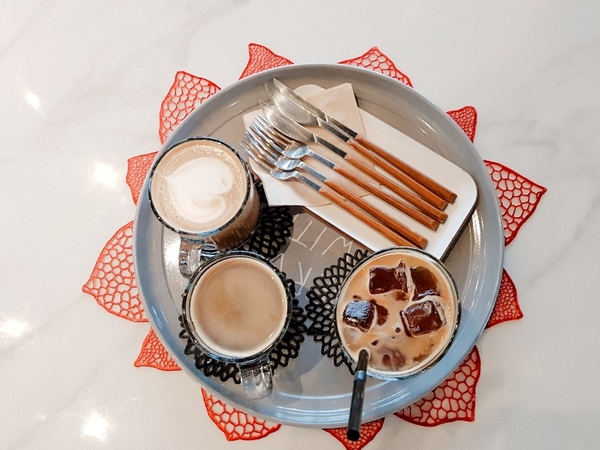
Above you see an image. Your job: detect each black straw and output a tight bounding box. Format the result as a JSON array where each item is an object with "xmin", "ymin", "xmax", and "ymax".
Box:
[{"xmin": 347, "ymin": 349, "xmax": 370, "ymax": 441}]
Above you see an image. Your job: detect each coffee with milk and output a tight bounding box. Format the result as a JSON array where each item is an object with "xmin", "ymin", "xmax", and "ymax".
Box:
[
  {"xmin": 337, "ymin": 248, "xmax": 459, "ymax": 377},
  {"xmin": 149, "ymin": 137, "xmax": 260, "ymax": 250},
  {"xmin": 188, "ymin": 255, "xmax": 288, "ymax": 359}
]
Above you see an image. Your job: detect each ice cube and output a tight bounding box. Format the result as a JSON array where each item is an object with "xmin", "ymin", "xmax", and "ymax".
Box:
[
  {"xmin": 368, "ymin": 261, "xmax": 409, "ymax": 299},
  {"xmin": 401, "ymin": 299, "xmax": 446, "ymax": 336},
  {"xmin": 411, "ymin": 266, "xmax": 440, "ymax": 300},
  {"xmin": 342, "ymin": 299, "xmax": 375, "ymax": 332}
]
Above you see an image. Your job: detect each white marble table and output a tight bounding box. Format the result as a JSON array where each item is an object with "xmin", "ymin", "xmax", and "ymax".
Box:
[{"xmin": 1, "ymin": 1, "xmax": 599, "ymax": 448}]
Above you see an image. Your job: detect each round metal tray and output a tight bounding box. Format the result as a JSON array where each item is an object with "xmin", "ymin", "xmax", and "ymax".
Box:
[{"xmin": 133, "ymin": 64, "xmax": 504, "ymax": 427}]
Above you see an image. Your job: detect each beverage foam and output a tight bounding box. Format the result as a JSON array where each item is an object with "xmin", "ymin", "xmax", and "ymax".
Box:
[
  {"xmin": 189, "ymin": 257, "xmax": 288, "ymax": 359},
  {"xmin": 151, "ymin": 140, "xmax": 248, "ymax": 234}
]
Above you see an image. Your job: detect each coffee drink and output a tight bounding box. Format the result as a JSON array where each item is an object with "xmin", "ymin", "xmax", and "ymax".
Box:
[
  {"xmin": 149, "ymin": 137, "xmax": 260, "ymax": 249},
  {"xmin": 336, "ymin": 248, "xmax": 458, "ymax": 377},
  {"xmin": 186, "ymin": 254, "xmax": 289, "ymax": 359}
]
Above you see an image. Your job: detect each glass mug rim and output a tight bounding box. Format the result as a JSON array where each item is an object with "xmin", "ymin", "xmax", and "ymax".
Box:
[
  {"xmin": 181, "ymin": 250, "xmax": 294, "ymax": 366},
  {"xmin": 147, "ymin": 136, "xmax": 255, "ymax": 239},
  {"xmin": 335, "ymin": 246, "xmax": 461, "ymax": 380}
]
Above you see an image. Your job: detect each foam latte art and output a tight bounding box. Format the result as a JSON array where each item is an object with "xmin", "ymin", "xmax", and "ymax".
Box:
[
  {"xmin": 165, "ymin": 157, "xmax": 233, "ymax": 226},
  {"xmin": 150, "ymin": 139, "xmax": 249, "ymax": 234}
]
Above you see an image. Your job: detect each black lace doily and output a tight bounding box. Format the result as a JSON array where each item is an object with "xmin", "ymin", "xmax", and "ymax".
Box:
[
  {"xmin": 177, "ymin": 178, "xmax": 306, "ymax": 384},
  {"xmin": 305, "ymin": 249, "xmax": 372, "ymax": 372}
]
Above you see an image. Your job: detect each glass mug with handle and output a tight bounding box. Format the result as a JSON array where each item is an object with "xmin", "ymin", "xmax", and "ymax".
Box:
[
  {"xmin": 147, "ymin": 136, "xmax": 261, "ymax": 277},
  {"xmin": 181, "ymin": 251, "xmax": 294, "ymax": 399}
]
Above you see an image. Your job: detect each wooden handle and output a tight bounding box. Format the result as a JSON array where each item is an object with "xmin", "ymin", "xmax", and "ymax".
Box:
[
  {"xmin": 323, "ymin": 179, "xmax": 427, "ymax": 249},
  {"xmin": 343, "ymin": 154, "xmax": 448, "ymax": 224},
  {"xmin": 318, "ymin": 187, "xmax": 416, "ymax": 248},
  {"xmin": 353, "ymin": 135, "xmax": 458, "ymax": 204},
  {"xmin": 334, "ymin": 164, "xmax": 439, "ymax": 231},
  {"xmin": 347, "ymin": 139, "xmax": 448, "ymax": 210}
]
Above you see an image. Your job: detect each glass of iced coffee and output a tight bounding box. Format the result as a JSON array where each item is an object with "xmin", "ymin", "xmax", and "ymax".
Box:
[
  {"xmin": 181, "ymin": 251, "xmax": 293, "ymax": 399},
  {"xmin": 336, "ymin": 247, "xmax": 460, "ymax": 379},
  {"xmin": 148, "ymin": 137, "xmax": 260, "ymax": 276}
]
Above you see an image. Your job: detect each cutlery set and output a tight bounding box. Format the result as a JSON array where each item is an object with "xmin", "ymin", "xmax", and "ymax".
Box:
[{"xmin": 242, "ymin": 79, "xmax": 458, "ymax": 250}]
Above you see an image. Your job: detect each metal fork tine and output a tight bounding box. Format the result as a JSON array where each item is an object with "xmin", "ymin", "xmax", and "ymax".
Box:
[
  {"xmin": 246, "ymin": 125, "xmax": 285, "ymax": 158},
  {"xmin": 254, "ymin": 115, "xmax": 297, "ymax": 148},
  {"xmin": 243, "ymin": 130, "xmax": 281, "ymax": 167},
  {"xmin": 242, "ymin": 136, "xmax": 297, "ymax": 183},
  {"xmin": 244, "ymin": 130, "xmax": 280, "ymax": 163},
  {"xmin": 240, "ymin": 141, "xmax": 270, "ymax": 172},
  {"xmin": 247, "ymin": 126, "xmax": 315, "ymax": 176},
  {"xmin": 250, "ymin": 122, "xmax": 289, "ymax": 153}
]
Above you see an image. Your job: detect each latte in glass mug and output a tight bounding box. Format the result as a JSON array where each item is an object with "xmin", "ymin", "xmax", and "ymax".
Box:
[
  {"xmin": 187, "ymin": 255, "xmax": 289, "ymax": 359},
  {"xmin": 148, "ymin": 137, "xmax": 260, "ymax": 250}
]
